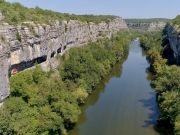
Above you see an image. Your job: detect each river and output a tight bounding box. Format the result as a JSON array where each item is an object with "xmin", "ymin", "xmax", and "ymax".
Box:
[{"xmin": 69, "ymin": 40, "xmax": 160, "ymax": 135}]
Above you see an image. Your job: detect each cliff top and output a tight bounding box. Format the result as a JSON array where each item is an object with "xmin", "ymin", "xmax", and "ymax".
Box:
[{"xmin": 0, "ymin": 0, "xmax": 116, "ymax": 25}]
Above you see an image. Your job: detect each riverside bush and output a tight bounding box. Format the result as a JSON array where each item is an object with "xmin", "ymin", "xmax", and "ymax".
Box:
[{"xmin": 140, "ymin": 31, "xmax": 180, "ymax": 135}]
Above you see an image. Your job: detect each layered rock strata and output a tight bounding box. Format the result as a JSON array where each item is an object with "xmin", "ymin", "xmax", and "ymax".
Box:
[{"xmin": 0, "ymin": 17, "xmax": 127, "ymax": 102}]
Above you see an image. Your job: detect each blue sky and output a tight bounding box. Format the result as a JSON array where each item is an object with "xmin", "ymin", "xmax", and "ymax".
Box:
[{"xmin": 7, "ymin": 0, "xmax": 180, "ymax": 19}]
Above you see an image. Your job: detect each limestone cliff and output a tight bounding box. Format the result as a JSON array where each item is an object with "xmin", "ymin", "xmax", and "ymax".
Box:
[
  {"xmin": 165, "ymin": 24, "xmax": 180, "ymax": 64},
  {"xmin": 0, "ymin": 17, "xmax": 127, "ymax": 102}
]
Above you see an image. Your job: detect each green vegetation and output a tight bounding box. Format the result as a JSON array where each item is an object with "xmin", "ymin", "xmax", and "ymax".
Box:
[
  {"xmin": 125, "ymin": 18, "xmax": 170, "ymax": 24},
  {"xmin": 0, "ymin": 31, "xmax": 132, "ymax": 135},
  {"xmin": 0, "ymin": 34, "xmax": 5, "ymax": 43},
  {"xmin": 0, "ymin": 0, "xmax": 115, "ymax": 25},
  {"xmin": 172, "ymin": 15, "xmax": 180, "ymax": 25},
  {"xmin": 16, "ymin": 32, "xmax": 21, "ymax": 42},
  {"xmin": 140, "ymin": 31, "xmax": 180, "ymax": 135}
]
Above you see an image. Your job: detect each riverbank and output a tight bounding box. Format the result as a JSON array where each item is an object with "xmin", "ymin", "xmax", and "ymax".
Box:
[
  {"xmin": 140, "ymin": 31, "xmax": 180, "ymax": 135},
  {"xmin": 0, "ymin": 31, "xmax": 132, "ymax": 135},
  {"xmin": 69, "ymin": 40, "xmax": 160, "ymax": 135}
]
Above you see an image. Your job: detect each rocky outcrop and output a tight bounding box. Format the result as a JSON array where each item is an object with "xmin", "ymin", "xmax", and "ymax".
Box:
[
  {"xmin": 127, "ymin": 22, "xmax": 166, "ymax": 31},
  {"xmin": 165, "ymin": 24, "xmax": 180, "ymax": 64},
  {"xmin": 0, "ymin": 17, "xmax": 127, "ymax": 102}
]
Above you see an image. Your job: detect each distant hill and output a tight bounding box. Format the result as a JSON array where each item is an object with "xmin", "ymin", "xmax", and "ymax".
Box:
[{"xmin": 125, "ymin": 18, "xmax": 171, "ymax": 24}]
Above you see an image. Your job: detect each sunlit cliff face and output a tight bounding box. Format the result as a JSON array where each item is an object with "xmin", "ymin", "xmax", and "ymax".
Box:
[{"xmin": 0, "ymin": 17, "xmax": 127, "ymax": 102}]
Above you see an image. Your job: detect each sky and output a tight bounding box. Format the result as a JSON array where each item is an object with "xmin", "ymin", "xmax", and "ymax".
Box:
[{"xmin": 7, "ymin": 0, "xmax": 180, "ymax": 19}]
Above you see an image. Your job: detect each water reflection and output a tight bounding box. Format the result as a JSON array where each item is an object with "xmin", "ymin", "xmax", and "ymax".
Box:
[
  {"xmin": 69, "ymin": 61, "xmax": 124, "ymax": 135},
  {"xmin": 139, "ymin": 92, "xmax": 159, "ymax": 128},
  {"xmin": 69, "ymin": 40, "xmax": 160, "ymax": 135}
]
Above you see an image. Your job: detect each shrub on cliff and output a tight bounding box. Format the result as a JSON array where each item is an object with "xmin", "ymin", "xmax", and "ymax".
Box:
[
  {"xmin": 175, "ymin": 114, "xmax": 180, "ymax": 135},
  {"xmin": 172, "ymin": 15, "xmax": 180, "ymax": 25}
]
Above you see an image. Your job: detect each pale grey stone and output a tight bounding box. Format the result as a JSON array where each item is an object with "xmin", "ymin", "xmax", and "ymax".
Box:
[{"xmin": 0, "ymin": 17, "xmax": 128, "ymax": 102}]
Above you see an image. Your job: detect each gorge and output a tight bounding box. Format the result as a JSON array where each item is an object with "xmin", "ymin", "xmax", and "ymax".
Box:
[
  {"xmin": 0, "ymin": 1, "xmax": 180, "ymax": 135},
  {"xmin": 69, "ymin": 40, "xmax": 160, "ymax": 135}
]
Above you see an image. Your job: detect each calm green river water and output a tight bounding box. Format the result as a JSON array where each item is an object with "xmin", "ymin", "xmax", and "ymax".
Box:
[{"xmin": 69, "ymin": 40, "xmax": 160, "ymax": 135}]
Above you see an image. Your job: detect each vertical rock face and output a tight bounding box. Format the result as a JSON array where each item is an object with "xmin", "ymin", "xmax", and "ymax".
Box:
[
  {"xmin": 0, "ymin": 17, "xmax": 128, "ymax": 102},
  {"xmin": 0, "ymin": 55, "xmax": 10, "ymax": 101},
  {"xmin": 165, "ymin": 24, "xmax": 180, "ymax": 64}
]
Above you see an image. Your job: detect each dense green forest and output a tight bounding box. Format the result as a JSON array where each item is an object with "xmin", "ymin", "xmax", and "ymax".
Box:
[
  {"xmin": 140, "ymin": 31, "xmax": 180, "ymax": 135},
  {"xmin": 0, "ymin": 31, "xmax": 132, "ymax": 135},
  {"xmin": 0, "ymin": 0, "xmax": 115, "ymax": 25}
]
